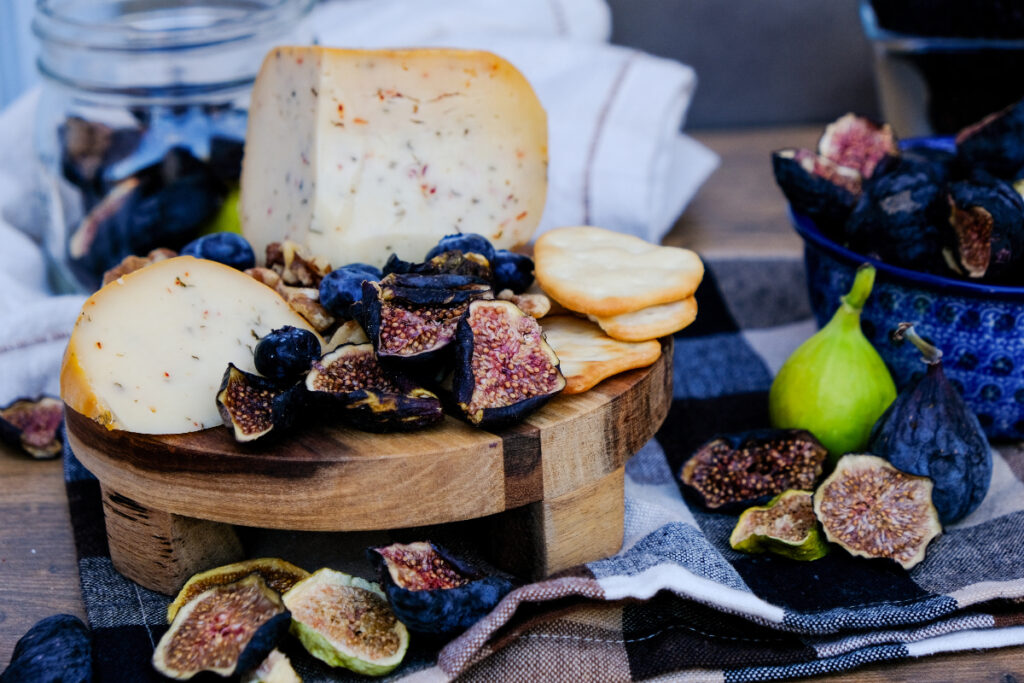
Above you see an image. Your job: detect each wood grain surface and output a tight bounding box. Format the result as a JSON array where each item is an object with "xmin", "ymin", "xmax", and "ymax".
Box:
[
  {"xmin": 66, "ymin": 338, "xmax": 670, "ymax": 531},
  {"xmin": 3, "ymin": 126, "xmax": 1023, "ymax": 679}
]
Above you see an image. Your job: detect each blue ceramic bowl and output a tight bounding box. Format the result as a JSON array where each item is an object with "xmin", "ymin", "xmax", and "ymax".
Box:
[{"xmin": 792, "ymin": 139, "xmax": 1024, "ymax": 440}]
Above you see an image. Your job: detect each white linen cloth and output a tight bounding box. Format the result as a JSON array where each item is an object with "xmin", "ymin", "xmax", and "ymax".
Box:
[{"xmin": 0, "ymin": 0, "xmax": 717, "ymax": 405}]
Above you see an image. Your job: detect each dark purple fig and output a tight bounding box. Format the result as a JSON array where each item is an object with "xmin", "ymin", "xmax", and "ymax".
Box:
[
  {"xmin": 956, "ymin": 97, "xmax": 1024, "ymax": 178},
  {"xmin": 215, "ymin": 364, "xmax": 303, "ymax": 442},
  {"xmin": 1, "ymin": 614, "xmax": 92, "ymax": 683},
  {"xmin": 946, "ymin": 176, "xmax": 1024, "ymax": 280},
  {"xmin": 0, "ymin": 396, "xmax": 64, "ymax": 459},
  {"xmin": 773, "ymin": 148, "xmax": 862, "ymax": 237},
  {"xmin": 152, "ymin": 574, "xmax": 290, "ymax": 679},
  {"xmin": 305, "ymin": 344, "xmax": 443, "ymax": 432},
  {"xmin": 679, "ymin": 429, "xmax": 828, "ymax": 512},
  {"xmin": 843, "ymin": 166, "xmax": 948, "ymax": 272},
  {"xmin": 818, "ymin": 113, "xmax": 899, "ymax": 178},
  {"xmin": 383, "ymin": 250, "xmax": 492, "ymax": 282},
  {"xmin": 369, "ymin": 541, "xmax": 515, "ymax": 635},
  {"xmin": 452, "ymin": 300, "xmax": 565, "ymax": 428},
  {"xmin": 362, "ymin": 273, "xmax": 491, "ymax": 364},
  {"xmin": 868, "ymin": 323, "xmax": 992, "ymax": 524}
]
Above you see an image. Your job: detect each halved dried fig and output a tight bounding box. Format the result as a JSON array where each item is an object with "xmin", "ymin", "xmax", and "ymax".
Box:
[
  {"xmin": 383, "ymin": 250, "xmax": 492, "ymax": 282},
  {"xmin": 362, "ymin": 273, "xmax": 491, "ymax": 364},
  {"xmin": 282, "ymin": 568, "xmax": 409, "ymax": 676},
  {"xmin": 813, "ymin": 454, "xmax": 942, "ymax": 570},
  {"xmin": 729, "ymin": 490, "xmax": 828, "ymax": 561},
  {"xmin": 216, "ymin": 364, "xmax": 303, "ymax": 442},
  {"xmin": 167, "ymin": 558, "xmax": 310, "ymax": 623},
  {"xmin": 452, "ymin": 299, "xmax": 565, "ymax": 427},
  {"xmin": 369, "ymin": 541, "xmax": 515, "ymax": 635},
  {"xmin": 305, "ymin": 344, "xmax": 443, "ymax": 432},
  {"xmin": 818, "ymin": 113, "xmax": 899, "ymax": 178},
  {"xmin": 679, "ymin": 429, "xmax": 827, "ymax": 511},
  {"xmin": 0, "ymin": 396, "xmax": 64, "ymax": 459},
  {"xmin": 152, "ymin": 574, "xmax": 290, "ymax": 680}
]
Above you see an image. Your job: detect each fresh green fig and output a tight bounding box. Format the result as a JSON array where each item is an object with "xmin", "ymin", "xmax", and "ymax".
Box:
[
  {"xmin": 769, "ymin": 264, "xmax": 897, "ymax": 463},
  {"xmin": 868, "ymin": 323, "xmax": 992, "ymax": 524}
]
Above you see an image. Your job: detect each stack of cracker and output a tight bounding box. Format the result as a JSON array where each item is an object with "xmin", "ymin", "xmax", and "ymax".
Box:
[{"xmin": 534, "ymin": 226, "xmax": 704, "ymax": 394}]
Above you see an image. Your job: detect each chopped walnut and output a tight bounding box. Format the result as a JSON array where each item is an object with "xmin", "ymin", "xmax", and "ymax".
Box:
[
  {"xmin": 102, "ymin": 248, "xmax": 180, "ymax": 285},
  {"xmin": 496, "ymin": 289, "xmax": 551, "ymax": 318}
]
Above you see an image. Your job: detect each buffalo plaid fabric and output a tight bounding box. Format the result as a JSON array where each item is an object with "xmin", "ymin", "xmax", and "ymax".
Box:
[{"xmin": 64, "ymin": 257, "xmax": 1024, "ymax": 682}]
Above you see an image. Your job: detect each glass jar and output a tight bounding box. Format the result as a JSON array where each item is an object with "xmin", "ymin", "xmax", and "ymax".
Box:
[{"xmin": 33, "ymin": 0, "xmax": 316, "ymax": 292}]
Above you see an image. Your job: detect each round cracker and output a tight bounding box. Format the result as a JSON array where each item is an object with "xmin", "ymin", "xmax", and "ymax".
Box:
[
  {"xmin": 535, "ymin": 226, "xmax": 704, "ymax": 317},
  {"xmin": 590, "ymin": 297, "xmax": 697, "ymax": 342},
  {"xmin": 541, "ymin": 316, "xmax": 662, "ymax": 394}
]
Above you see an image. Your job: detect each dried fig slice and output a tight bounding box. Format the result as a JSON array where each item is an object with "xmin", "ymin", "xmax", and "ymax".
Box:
[
  {"xmin": 282, "ymin": 568, "xmax": 409, "ymax": 676},
  {"xmin": 305, "ymin": 344, "xmax": 443, "ymax": 432},
  {"xmin": 362, "ymin": 274, "xmax": 491, "ymax": 364},
  {"xmin": 679, "ymin": 429, "xmax": 828, "ymax": 511},
  {"xmin": 152, "ymin": 574, "xmax": 291, "ymax": 680},
  {"xmin": 167, "ymin": 558, "xmax": 310, "ymax": 623},
  {"xmin": 369, "ymin": 541, "xmax": 515, "ymax": 634},
  {"xmin": 0, "ymin": 396, "xmax": 64, "ymax": 459},
  {"xmin": 241, "ymin": 649, "xmax": 300, "ymax": 683},
  {"xmin": 215, "ymin": 364, "xmax": 303, "ymax": 442},
  {"xmin": 452, "ymin": 299, "xmax": 565, "ymax": 427},
  {"xmin": 813, "ymin": 454, "xmax": 942, "ymax": 570},
  {"xmin": 729, "ymin": 490, "xmax": 828, "ymax": 561},
  {"xmin": 818, "ymin": 113, "xmax": 899, "ymax": 178}
]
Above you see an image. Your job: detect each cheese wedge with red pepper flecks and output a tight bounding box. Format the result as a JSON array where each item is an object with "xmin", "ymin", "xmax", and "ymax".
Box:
[
  {"xmin": 240, "ymin": 46, "xmax": 548, "ymax": 269},
  {"xmin": 60, "ymin": 256, "xmax": 323, "ymax": 434}
]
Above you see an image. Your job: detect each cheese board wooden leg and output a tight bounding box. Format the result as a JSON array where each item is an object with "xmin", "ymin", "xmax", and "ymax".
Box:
[
  {"xmin": 100, "ymin": 485, "xmax": 244, "ymax": 595},
  {"xmin": 482, "ymin": 466, "xmax": 625, "ymax": 580}
]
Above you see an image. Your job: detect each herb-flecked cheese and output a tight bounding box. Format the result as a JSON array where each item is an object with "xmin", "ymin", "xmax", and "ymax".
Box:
[
  {"xmin": 60, "ymin": 256, "xmax": 322, "ymax": 434},
  {"xmin": 240, "ymin": 46, "xmax": 548, "ymax": 269}
]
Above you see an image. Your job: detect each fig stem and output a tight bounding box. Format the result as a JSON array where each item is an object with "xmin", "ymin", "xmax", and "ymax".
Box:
[
  {"xmin": 842, "ymin": 264, "xmax": 876, "ymax": 312},
  {"xmin": 893, "ymin": 322, "xmax": 943, "ymax": 365}
]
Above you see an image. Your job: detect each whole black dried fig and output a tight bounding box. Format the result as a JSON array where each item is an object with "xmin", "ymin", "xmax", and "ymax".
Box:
[
  {"xmin": 772, "ymin": 148, "xmax": 862, "ymax": 238},
  {"xmin": 1, "ymin": 614, "xmax": 92, "ymax": 683},
  {"xmin": 868, "ymin": 323, "xmax": 992, "ymax": 524}
]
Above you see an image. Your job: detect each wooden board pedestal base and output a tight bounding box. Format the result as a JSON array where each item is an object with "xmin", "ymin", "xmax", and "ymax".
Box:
[{"xmin": 70, "ymin": 339, "xmax": 671, "ymax": 595}]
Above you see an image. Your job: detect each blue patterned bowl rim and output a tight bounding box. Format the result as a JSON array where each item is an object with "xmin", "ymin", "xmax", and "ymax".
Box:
[{"xmin": 790, "ymin": 135, "xmax": 1024, "ymax": 302}]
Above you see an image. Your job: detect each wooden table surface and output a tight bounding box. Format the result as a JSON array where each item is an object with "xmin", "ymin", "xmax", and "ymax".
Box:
[{"xmin": 2, "ymin": 125, "xmax": 1022, "ymax": 681}]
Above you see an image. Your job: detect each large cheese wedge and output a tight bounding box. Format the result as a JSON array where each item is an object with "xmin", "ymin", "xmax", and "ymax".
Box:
[
  {"xmin": 240, "ymin": 46, "xmax": 548, "ymax": 269},
  {"xmin": 60, "ymin": 256, "xmax": 322, "ymax": 434}
]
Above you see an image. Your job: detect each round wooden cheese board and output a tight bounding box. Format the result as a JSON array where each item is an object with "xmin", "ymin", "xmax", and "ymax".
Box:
[{"xmin": 66, "ymin": 338, "xmax": 672, "ymax": 594}]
